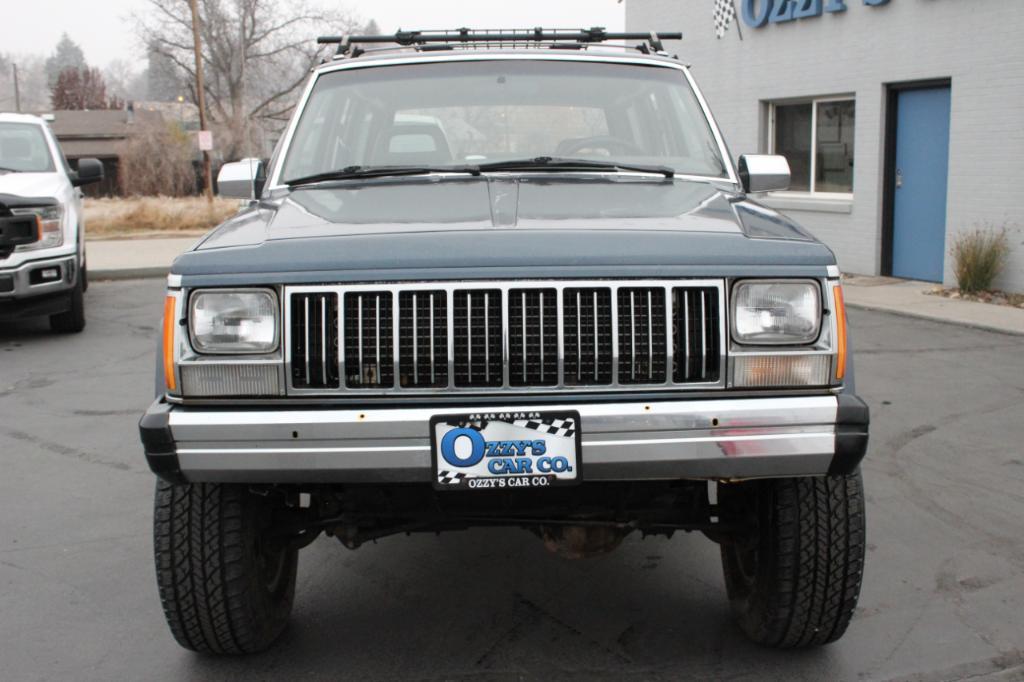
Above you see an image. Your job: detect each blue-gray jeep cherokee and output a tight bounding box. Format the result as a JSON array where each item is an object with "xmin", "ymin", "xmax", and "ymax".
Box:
[{"xmin": 139, "ymin": 29, "xmax": 869, "ymax": 654}]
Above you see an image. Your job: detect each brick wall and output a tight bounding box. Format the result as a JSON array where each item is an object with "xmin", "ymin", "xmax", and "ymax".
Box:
[{"xmin": 627, "ymin": 0, "xmax": 1024, "ymax": 292}]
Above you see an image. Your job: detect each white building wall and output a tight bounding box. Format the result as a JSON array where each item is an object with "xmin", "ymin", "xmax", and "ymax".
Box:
[{"xmin": 627, "ymin": 0, "xmax": 1024, "ymax": 292}]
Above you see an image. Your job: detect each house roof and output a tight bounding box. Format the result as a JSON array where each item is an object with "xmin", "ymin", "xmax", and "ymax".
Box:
[{"xmin": 36, "ymin": 109, "xmax": 164, "ymax": 158}]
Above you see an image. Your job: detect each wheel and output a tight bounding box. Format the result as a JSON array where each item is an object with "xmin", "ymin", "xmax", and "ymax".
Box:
[
  {"xmin": 49, "ymin": 274, "xmax": 85, "ymax": 333},
  {"xmin": 718, "ymin": 470, "xmax": 866, "ymax": 648},
  {"xmin": 153, "ymin": 480, "xmax": 298, "ymax": 654}
]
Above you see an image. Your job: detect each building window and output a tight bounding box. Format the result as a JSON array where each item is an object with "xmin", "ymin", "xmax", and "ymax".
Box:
[{"xmin": 770, "ymin": 98, "xmax": 855, "ymax": 194}]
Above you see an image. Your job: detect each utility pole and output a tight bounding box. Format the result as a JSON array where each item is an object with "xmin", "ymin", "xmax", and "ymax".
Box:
[
  {"xmin": 188, "ymin": 0, "xmax": 214, "ymax": 202},
  {"xmin": 12, "ymin": 64, "xmax": 21, "ymax": 113}
]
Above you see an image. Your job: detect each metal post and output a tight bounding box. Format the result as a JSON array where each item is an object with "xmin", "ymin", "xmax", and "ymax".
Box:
[
  {"xmin": 188, "ymin": 0, "xmax": 214, "ymax": 202},
  {"xmin": 13, "ymin": 64, "xmax": 21, "ymax": 113}
]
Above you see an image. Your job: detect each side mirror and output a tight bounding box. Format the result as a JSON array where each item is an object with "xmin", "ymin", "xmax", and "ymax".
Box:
[
  {"xmin": 217, "ymin": 158, "xmax": 264, "ymax": 199},
  {"xmin": 72, "ymin": 158, "xmax": 104, "ymax": 187},
  {"xmin": 738, "ymin": 154, "xmax": 790, "ymax": 194}
]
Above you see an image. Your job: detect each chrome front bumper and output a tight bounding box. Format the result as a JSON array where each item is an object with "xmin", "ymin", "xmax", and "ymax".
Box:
[
  {"xmin": 0, "ymin": 254, "xmax": 76, "ymax": 299},
  {"xmin": 140, "ymin": 394, "xmax": 869, "ymax": 483}
]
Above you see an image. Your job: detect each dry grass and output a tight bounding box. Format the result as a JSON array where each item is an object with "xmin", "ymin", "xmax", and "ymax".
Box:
[
  {"xmin": 950, "ymin": 226, "xmax": 1010, "ymax": 294},
  {"xmin": 84, "ymin": 196, "xmax": 240, "ymax": 239}
]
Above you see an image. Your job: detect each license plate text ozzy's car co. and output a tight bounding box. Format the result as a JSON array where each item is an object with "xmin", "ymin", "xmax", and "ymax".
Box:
[{"xmin": 431, "ymin": 411, "xmax": 582, "ymax": 490}]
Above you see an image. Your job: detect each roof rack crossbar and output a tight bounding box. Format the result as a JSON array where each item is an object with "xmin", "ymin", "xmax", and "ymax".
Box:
[{"xmin": 317, "ymin": 27, "xmax": 681, "ymax": 56}]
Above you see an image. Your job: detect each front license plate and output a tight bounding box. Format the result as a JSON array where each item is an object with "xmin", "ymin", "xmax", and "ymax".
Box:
[{"xmin": 431, "ymin": 410, "xmax": 582, "ymax": 490}]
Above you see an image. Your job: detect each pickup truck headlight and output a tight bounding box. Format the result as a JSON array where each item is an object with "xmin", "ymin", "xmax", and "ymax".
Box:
[
  {"xmin": 11, "ymin": 205, "xmax": 64, "ymax": 250},
  {"xmin": 732, "ymin": 280, "xmax": 821, "ymax": 345},
  {"xmin": 189, "ymin": 289, "xmax": 279, "ymax": 354}
]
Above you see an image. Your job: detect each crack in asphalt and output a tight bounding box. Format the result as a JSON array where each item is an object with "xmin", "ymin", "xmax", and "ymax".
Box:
[{"xmin": 0, "ymin": 427, "xmax": 133, "ymax": 472}]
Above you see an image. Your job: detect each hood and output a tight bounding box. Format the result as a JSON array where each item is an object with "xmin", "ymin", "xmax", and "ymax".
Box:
[
  {"xmin": 0, "ymin": 172, "xmax": 65, "ymax": 202},
  {"xmin": 175, "ymin": 176, "xmax": 834, "ymax": 282}
]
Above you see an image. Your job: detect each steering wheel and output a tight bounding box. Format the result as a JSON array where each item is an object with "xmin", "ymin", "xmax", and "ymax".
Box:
[{"xmin": 557, "ymin": 135, "xmax": 646, "ymax": 157}]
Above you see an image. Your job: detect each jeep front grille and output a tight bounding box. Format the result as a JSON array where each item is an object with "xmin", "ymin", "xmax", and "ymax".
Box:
[
  {"xmin": 290, "ymin": 292, "xmax": 339, "ymax": 389},
  {"xmin": 618, "ymin": 287, "xmax": 668, "ymax": 384},
  {"xmin": 675, "ymin": 287, "xmax": 721, "ymax": 383},
  {"xmin": 508, "ymin": 288, "xmax": 558, "ymax": 386},
  {"xmin": 342, "ymin": 291, "xmax": 393, "ymax": 388},
  {"xmin": 285, "ymin": 280, "xmax": 725, "ymax": 395},
  {"xmin": 563, "ymin": 287, "xmax": 614, "ymax": 386},
  {"xmin": 453, "ymin": 289, "xmax": 503, "ymax": 387},
  {"xmin": 398, "ymin": 290, "xmax": 448, "ymax": 388}
]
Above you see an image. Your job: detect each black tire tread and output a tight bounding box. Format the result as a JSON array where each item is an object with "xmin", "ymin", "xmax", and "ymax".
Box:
[
  {"xmin": 153, "ymin": 480, "xmax": 295, "ymax": 654},
  {"xmin": 722, "ymin": 471, "xmax": 865, "ymax": 648}
]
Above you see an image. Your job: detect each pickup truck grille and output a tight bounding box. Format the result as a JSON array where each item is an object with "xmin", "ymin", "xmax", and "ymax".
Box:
[{"xmin": 285, "ymin": 280, "xmax": 724, "ymax": 395}]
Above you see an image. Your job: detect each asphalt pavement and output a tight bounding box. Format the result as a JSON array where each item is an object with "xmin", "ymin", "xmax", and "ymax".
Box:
[{"xmin": 1, "ymin": 279, "xmax": 1023, "ymax": 681}]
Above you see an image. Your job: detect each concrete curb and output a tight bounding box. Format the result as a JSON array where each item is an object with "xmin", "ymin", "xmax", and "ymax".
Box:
[{"xmin": 846, "ymin": 302, "xmax": 1024, "ymax": 337}]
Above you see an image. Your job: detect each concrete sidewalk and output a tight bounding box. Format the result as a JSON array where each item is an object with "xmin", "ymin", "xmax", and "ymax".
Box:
[
  {"xmin": 87, "ymin": 237, "xmax": 199, "ymax": 281},
  {"xmin": 85, "ymin": 237, "xmax": 1024, "ymax": 335},
  {"xmin": 842, "ymin": 274, "xmax": 1024, "ymax": 336}
]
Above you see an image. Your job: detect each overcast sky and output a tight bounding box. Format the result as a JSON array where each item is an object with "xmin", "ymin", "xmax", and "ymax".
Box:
[{"xmin": 6, "ymin": 0, "xmax": 625, "ymax": 68}]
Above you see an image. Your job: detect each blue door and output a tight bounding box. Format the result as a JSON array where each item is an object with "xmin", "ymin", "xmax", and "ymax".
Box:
[{"xmin": 891, "ymin": 86, "xmax": 951, "ymax": 282}]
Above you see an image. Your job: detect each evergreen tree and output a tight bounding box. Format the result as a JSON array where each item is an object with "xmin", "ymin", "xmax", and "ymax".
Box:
[{"xmin": 45, "ymin": 34, "xmax": 86, "ymax": 88}]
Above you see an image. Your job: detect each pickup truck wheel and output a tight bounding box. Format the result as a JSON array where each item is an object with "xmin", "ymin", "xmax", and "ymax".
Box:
[
  {"xmin": 49, "ymin": 276, "xmax": 85, "ymax": 333},
  {"xmin": 153, "ymin": 480, "xmax": 298, "ymax": 654},
  {"xmin": 718, "ymin": 471, "xmax": 866, "ymax": 648}
]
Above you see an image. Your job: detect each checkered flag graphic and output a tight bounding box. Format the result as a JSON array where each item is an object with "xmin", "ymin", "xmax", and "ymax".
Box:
[
  {"xmin": 713, "ymin": 0, "xmax": 741, "ymax": 39},
  {"xmin": 437, "ymin": 470, "xmax": 468, "ymax": 486},
  {"xmin": 512, "ymin": 417, "xmax": 576, "ymax": 439}
]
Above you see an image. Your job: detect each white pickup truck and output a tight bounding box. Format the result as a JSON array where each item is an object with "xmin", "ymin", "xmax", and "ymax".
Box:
[{"xmin": 0, "ymin": 112, "xmax": 103, "ymax": 332}]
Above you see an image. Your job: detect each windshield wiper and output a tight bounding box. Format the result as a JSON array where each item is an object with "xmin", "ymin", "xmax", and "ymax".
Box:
[
  {"xmin": 286, "ymin": 165, "xmax": 480, "ymax": 187},
  {"xmin": 0, "ymin": 165, "xmax": 19, "ymax": 173},
  {"xmin": 474, "ymin": 156, "xmax": 674, "ymax": 178},
  {"xmin": 285, "ymin": 157, "xmax": 674, "ymax": 188}
]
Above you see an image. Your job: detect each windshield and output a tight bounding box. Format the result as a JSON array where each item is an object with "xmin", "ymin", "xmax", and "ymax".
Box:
[
  {"xmin": 280, "ymin": 60, "xmax": 728, "ymax": 183},
  {"xmin": 0, "ymin": 122, "xmax": 55, "ymax": 173}
]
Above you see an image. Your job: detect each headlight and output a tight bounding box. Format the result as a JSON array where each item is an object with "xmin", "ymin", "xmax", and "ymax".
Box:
[
  {"xmin": 189, "ymin": 289, "xmax": 279, "ymax": 354},
  {"xmin": 12, "ymin": 205, "xmax": 63, "ymax": 250},
  {"xmin": 732, "ymin": 280, "xmax": 821, "ymax": 345}
]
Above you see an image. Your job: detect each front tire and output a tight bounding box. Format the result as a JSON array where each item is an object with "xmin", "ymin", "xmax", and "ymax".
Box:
[
  {"xmin": 153, "ymin": 480, "xmax": 298, "ymax": 654},
  {"xmin": 49, "ymin": 274, "xmax": 85, "ymax": 333},
  {"xmin": 718, "ymin": 471, "xmax": 866, "ymax": 648}
]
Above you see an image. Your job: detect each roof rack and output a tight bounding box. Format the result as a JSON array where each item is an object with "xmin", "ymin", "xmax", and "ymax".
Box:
[{"xmin": 317, "ymin": 27, "xmax": 682, "ymax": 58}]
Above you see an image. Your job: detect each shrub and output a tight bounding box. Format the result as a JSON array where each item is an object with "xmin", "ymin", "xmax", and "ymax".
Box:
[
  {"xmin": 950, "ymin": 227, "xmax": 1010, "ymax": 294},
  {"xmin": 118, "ymin": 119, "xmax": 197, "ymax": 197}
]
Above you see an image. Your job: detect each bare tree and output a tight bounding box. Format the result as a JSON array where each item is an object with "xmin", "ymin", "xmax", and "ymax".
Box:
[
  {"xmin": 104, "ymin": 59, "xmax": 149, "ymax": 103},
  {"xmin": 135, "ymin": 0, "xmax": 362, "ymax": 159},
  {"xmin": 0, "ymin": 55, "xmax": 48, "ymax": 111}
]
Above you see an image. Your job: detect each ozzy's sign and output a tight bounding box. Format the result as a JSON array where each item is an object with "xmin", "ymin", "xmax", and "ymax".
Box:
[{"xmin": 741, "ymin": 0, "xmax": 890, "ymax": 29}]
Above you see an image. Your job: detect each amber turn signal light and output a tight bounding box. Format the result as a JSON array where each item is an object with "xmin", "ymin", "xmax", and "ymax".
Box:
[
  {"xmin": 163, "ymin": 295, "xmax": 177, "ymax": 392},
  {"xmin": 833, "ymin": 285, "xmax": 847, "ymax": 381}
]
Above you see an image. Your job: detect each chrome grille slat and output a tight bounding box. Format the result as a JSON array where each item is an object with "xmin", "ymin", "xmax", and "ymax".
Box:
[
  {"xmin": 575, "ymin": 290, "xmax": 582, "ymax": 382},
  {"xmin": 289, "ymin": 291, "xmax": 339, "ymax": 389},
  {"xmin": 700, "ymin": 291, "xmax": 707, "ymax": 380},
  {"xmin": 429, "ymin": 293, "xmax": 436, "ymax": 384},
  {"xmin": 643, "ymin": 288, "xmax": 651, "ymax": 378},
  {"xmin": 287, "ymin": 281, "xmax": 723, "ymax": 395},
  {"xmin": 617, "ymin": 287, "xmax": 667, "ymax": 384},
  {"xmin": 398, "ymin": 290, "xmax": 446, "ymax": 388},
  {"xmin": 539, "ymin": 291, "xmax": 545, "ymax": 382},
  {"xmin": 671, "ymin": 286, "xmax": 720, "ymax": 384},
  {"xmin": 304, "ymin": 297, "xmax": 311, "ymax": 384},
  {"xmin": 412, "ymin": 293, "xmax": 419, "ymax": 380},
  {"xmin": 320, "ymin": 296, "xmax": 327, "ymax": 386},
  {"xmin": 342, "ymin": 292, "xmax": 394, "ymax": 388}
]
